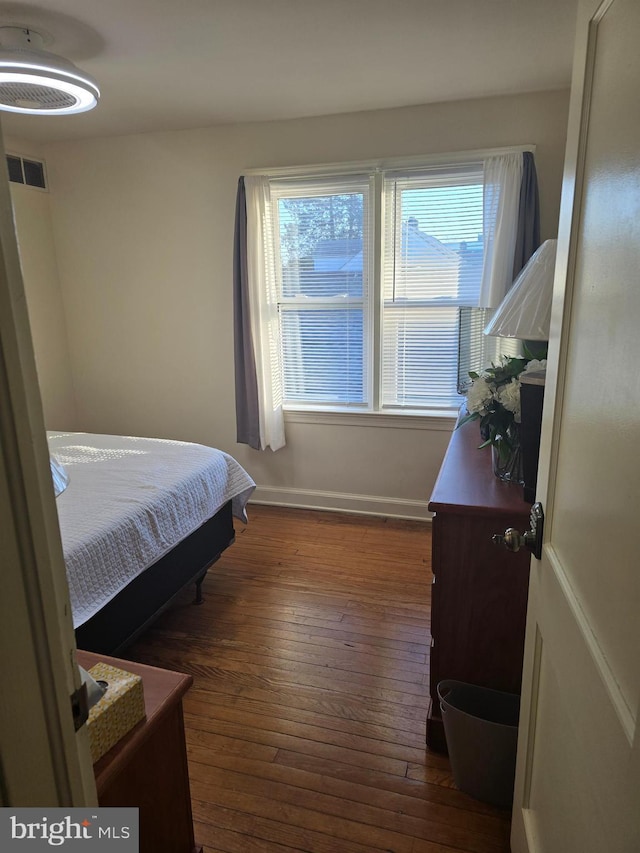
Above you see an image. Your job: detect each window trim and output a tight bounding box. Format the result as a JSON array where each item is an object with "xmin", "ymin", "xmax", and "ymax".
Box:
[
  {"xmin": 285, "ymin": 408, "xmax": 458, "ymax": 431},
  {"xmin": 245, "ymin": 146, "xmax": 535, "ymax": 180},
  {"xmin": 252, "ymin": 145, "xmax": 535, "ymax": 418}
]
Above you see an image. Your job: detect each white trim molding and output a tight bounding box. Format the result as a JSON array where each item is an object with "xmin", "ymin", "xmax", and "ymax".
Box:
[
  {"xmin": 285, "ymin": 409, "xmax": 457, "ymax": 431},
  {"xmin": 246, "ymin": 145, "xmax": 536, "ymax": 179},
  {"xmin": 0, "ymin": 125, "xmax": 96, "ymax": 805},
  {"xmin": 250, "ymin": 485, "xmax": 432, "ymax": 521}
]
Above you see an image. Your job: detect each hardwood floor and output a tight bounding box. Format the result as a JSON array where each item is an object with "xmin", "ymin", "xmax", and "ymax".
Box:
[{"xmin": 125, "ymin": 504, "xmax": 511, "ymax": 853}]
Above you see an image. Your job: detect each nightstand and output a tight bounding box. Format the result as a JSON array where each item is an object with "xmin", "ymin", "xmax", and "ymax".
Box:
[{"xmin": 77, "ymin": 650, "xmax": 202, "ymax": 853}]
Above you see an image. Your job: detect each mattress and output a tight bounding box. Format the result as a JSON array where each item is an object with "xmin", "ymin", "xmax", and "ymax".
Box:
[{"xmin": 48, "ymin": 431, "xmax": 255, "ymax": 628}]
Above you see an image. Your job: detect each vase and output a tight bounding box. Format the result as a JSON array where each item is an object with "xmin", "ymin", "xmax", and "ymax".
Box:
[{"xmin": 491, "ymin": 437, "xmax": 524, "ymax": 485}]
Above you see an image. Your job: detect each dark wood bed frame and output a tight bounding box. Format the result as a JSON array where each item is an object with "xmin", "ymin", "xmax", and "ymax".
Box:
[{"xmin": 74, "ymin": 500, "xmax": 235, "ymax": 654}]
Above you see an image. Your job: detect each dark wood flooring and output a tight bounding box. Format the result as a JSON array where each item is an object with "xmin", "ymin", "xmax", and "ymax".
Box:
[{"xmin": 125, "ymin": 504, "xmax": 511, "ymax": 853}]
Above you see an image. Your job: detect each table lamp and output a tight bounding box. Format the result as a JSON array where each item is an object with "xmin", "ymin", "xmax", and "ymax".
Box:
[
  {"xmin": 483, "ymin": 239, "xmax": 557, "ymax": 356},
  {"xmin": 484, "ymin": 239, "xmax": 557, "ymax": 502}
]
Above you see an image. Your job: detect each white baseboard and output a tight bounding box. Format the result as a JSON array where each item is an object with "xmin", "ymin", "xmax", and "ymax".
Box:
[{"xmin": 250, "ymin": 485, "xmax": 432, "ymax": 521}]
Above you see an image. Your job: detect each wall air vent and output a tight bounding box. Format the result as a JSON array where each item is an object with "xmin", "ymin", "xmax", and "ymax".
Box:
[{"xmin": 6, "ymin": 153, "xmax": 46, "ymax": 189}]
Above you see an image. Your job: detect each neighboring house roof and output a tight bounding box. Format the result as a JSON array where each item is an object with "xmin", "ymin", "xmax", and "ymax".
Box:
[
  {"xmin": 312, "ymin": 224, "xmax": 466, "ymax": 273},
  {"xmin": 403, "ymin": 220, "xmax": 460, "ymax": 262},
  {"xmin": 313, "ymin": 238, "xmax": 363, "ymax": 272},
  {"xmin": 287, "ymin": 224, "xmax": 484, "ymax": 300}
]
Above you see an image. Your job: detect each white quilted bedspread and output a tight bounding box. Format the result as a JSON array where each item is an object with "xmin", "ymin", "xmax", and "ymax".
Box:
[{"xmin": 48, "ymin": 432, "xmax": 255, "ymax": 627}]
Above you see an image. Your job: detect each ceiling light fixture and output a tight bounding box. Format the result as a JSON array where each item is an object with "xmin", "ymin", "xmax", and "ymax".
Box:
[{"xmin": 0, "ymin": 26, "xmax": 99, "ymax": 115}]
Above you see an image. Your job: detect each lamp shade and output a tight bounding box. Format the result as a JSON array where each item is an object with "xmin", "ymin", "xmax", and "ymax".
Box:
[{"xmin": 484, "ymin": 239, "xmax": 557, "ymax": 340}]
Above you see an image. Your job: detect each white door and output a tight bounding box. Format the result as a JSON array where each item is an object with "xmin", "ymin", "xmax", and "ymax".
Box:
[{"xmin": 511, "ymin": 1, "xmax": 640, "ymax": 850}]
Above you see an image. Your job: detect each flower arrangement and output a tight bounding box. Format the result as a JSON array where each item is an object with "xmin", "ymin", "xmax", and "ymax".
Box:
[{"xmin": 458, "ymin": 355, "xmax": 547, "ymax": 471}]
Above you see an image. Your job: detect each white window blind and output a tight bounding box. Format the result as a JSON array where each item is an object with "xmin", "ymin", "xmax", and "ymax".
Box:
[
  {"xmin": 271, "ymin": 177, "xmax": 372, "ymax": 407},
  {"xmin": 254, "ymin": 150, "xmax": 529, "ymax": 417},
  {"xmin": 381, "ymin": 164, "xmax": 485, "ymax": 409},
  {"xmin": 457, "ymin": 307, "xmax": 521, "ymax": 393}
]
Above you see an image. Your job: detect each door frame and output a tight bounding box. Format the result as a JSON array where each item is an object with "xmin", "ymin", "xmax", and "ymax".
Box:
[{"xmin": 0, "ymin": 123, "xmax": 96, "ymax": 806}]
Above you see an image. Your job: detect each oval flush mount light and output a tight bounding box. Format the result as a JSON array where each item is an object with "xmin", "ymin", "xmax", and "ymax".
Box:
[{"xmin": 0, "ymin": 26, "xmax": 99, "ymax": 115}]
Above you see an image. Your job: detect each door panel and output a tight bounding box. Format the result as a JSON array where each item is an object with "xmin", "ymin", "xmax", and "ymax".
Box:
[
  {"xmin": 551, "ymin": 0, "xmax": 640, "ymax": 716},
  {"xmin": 511, "ymin": 1, "xmax": 640, "ymax": 850},
  {"xmin": 522, "ymin": 555, "xmax": 635, "ymax": 849}
]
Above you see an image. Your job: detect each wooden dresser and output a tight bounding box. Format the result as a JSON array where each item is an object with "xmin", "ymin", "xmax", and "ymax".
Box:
[
  {"xmin": 77, "ymin": 650, "xmax": 201, "ymax": 853},
  {"xmin": 426, "ymin": 418, "xmax": 532, "ymax": 752}
]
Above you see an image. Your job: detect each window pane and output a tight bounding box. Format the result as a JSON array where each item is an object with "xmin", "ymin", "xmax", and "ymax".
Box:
[
  {"xmin": 281, "ymin": 307, "xmax": 365, "ymax": 405},
  {"xmin": 273, "ymin": 181, "xmax": 370, "ymax": 408},
  {"xmin": 381, "ymin": 306, "xmax": 460, "ymax": 409},
  {"xmin": 384, "ymin": 174, "xmax": 484, "ymax": 305},
  {"xmin": 278, "ymin": 193, "xmax": 364, "ymax": 298},
  {"xmin": 382, "ymin": 166, "xmax": 484, "ymax": 410}
]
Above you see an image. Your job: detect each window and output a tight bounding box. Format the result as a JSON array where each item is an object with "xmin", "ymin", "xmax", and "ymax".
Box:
[
  {"xmin": 252, "ymin": 153, "xmax": 524, "ymax": 420},
  {"xmin": 271, "ymin": 176, "xmax": 372, "ymax": 407},
  {"xmin": 382, "ymin": 164, "xmax": 485, "ymax": 409}
]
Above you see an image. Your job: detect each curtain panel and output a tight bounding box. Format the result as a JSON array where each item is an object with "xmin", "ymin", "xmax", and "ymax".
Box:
[
  {"xmin": 513, "ymin": 151, "xmax": 541, "ymax": 278},
  {"xmin": 233, "ymin": 177, "xmax": 261, "ymax": 449},
  {"xmin": 459, "ymin": 151, "xmax": 540, "ymax": 389},
  {"xmin": 479, "ymin": 152, "xmax": 524, "ymax": 308},
  {"xmin": 234, "ymin": 175, "xmax": 285, "ymax": 451}
]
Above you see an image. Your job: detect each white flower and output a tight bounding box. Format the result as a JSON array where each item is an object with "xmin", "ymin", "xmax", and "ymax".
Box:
[
  {"xmin": 521, "ymin": 359, "xmax": 547, "ymax": 376},
  {"xmin": 466, "ymin": 376, "xmax": 494, "ymax": 414},
  {"xmin": 496, "ymin": 379, "xmax": 522, "ymax": 422}
]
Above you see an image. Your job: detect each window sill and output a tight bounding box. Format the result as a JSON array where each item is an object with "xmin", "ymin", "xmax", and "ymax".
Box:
[{"xmin": 283, "ymin": 408, "xmax": 458, "ymax": 431}]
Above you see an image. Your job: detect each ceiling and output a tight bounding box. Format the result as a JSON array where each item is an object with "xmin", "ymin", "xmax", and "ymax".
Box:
[{"xmin": 0, "ymin": 0, "xmax": 578, "ymax": 145}]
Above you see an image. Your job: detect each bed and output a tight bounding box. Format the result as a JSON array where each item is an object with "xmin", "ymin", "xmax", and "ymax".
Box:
[{"xmin": 48, "ymin": 431, "xmax": 255, "ymax": 654}]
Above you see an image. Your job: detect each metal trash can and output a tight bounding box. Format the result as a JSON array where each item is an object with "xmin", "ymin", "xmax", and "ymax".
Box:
[{"xmin": 437, "ymin": 680, "xmax": 520, "ymax": 809}]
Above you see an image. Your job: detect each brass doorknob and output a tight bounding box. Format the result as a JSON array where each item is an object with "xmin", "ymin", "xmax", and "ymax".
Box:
[
  {"xmin": 492, "ymin": 502, "xmax": 545, "ymax": 560},
  {"xmin": 492, "ymin": 528, "xmax": 534, "ymax": 552}
]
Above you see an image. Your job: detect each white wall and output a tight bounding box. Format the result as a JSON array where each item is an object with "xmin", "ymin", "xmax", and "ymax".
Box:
[
  {"xmin": 30, "ymin": 90, "xmax": 569, "ymax": 518},
  {"xmin": 5, "ymin": 136, "xmax": 77, "ymax": 430}
]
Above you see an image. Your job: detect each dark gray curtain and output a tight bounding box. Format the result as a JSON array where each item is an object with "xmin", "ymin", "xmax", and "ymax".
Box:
[
  {"xmin": 512, "ymin": 151, "xmax": 541, "ymax": 278},
  {"xmin": 233, "ymin": 177, "xmax": 261, "ymax": 449}
]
